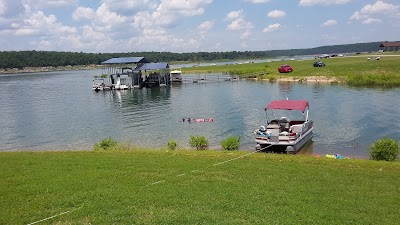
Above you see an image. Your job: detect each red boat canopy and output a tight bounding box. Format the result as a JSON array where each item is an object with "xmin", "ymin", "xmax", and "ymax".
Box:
[{"xmin": 265, "ymin": 100, "xmax": 309, "ymax": 112}]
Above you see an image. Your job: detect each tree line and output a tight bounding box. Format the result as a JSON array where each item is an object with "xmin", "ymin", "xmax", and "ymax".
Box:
[{"xmin": 0, "ymin": 42, "xmax": 383, "ymax": 69}]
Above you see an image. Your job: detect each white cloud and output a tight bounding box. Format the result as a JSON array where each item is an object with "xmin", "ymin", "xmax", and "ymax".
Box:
[
  {"xmin": 133, "ymin": 0, "xmax": 213, "ymax": 31},
  {"xmin": 15, "ymin": 28, "xmax": 36, "ymax": 36},
  {"xmin": 38, "ymin": 40, "xmax": 51, "ymax": 49},
  {"xmin": 198, "ymin": 20, "xmax": 214, "ymax": 39},
  {"xmin": 0, "ymin": 0, "xmax": 25, "ymax": 17},
  {"xmin": 227, "ymin": 18, "xmax": 251, "ymax": 31},
  {"xmin": 322, "ymin": 19, "xmax": 338, "ymax": 26},
  {"xmin": 15, "ymin": 11, "xmax": 76, "ymax": 36},
  {"xmin": 198, "ymin": 20, "xmax": 214, "ymax": 32},
  {"xmin": 1, "ymin": 0, "xmax": 399, "ymax": 53},
  {"xmin": 102, "ymin": 0, "xmax": 157, "ymax": 12},
  {"xmin": 157, "ymin": 0, "xmax": 213, "ymax": 17},
  {"xmin": 362, "ymin": 18, "xmax": 381, "ymax": 24},
  {"xmin": 349, "ymin": 1, "xmax": 399, "ymax": 24},
  {"xmin": 225, "ymin": 10, "xmax": 253, "ymax": 40},
  {"xmin": 349, "ymin": 11, "xmax": 365, "ymax": 21},
  {"xmin": 262, "ymin": 23, "xmax": 281, "ymax": 32},
  {"xmin": 241, "ymin": 30, "xmax": 252, "ymax": 39},
  {"xmin": 95, "ymin": 4, "xmax": 127, "ymax": 26},
  {"xmin": 299, "ymin": 0, "xmax": 352, "ymax": 6},
  {"xmin": 58, "ymin": 34, "xmax": 84, "ymax": 49},
  {"xmin": 267, "ymin": 10, "xmax": 286, "ymax": 18},
  {"xmin": 360, "ymin": 0, "xmax": 399, "ymax": 15},
  {"xmin": 72, "ymin": 7, "xmax": 95, "ymax": 21},
  {"xmin": 72, "ymin": 3, "xmax": 128, "ymax": 34},
  {"xmin": 225, "ymin": 10, "xmax": 243, "ymax": 20},
  {"xmin": 125, "ymin": 0, "xmax": 213, "ymax": 52},
  {"xmin": 0, "ymin": 1, "xmax": 6, "ymax": 16},
  {"xmin": 127, "ymin": 34, "xmax": 200, "ymax": 52},
  {"xmin": 243, "ymin": 0, "xmax": 271, "ymax": 3},
  {"xmin": 25, "ymin": 0, "xmax": 77, "ymax": 9}
]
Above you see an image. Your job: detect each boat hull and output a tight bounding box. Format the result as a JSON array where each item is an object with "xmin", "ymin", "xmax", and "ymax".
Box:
[{"xmin": 256, "ymin": 128, "xmax": 313, "ymax": 154}]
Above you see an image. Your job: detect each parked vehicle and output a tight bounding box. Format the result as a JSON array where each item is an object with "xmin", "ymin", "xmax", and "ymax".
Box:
[
  {"xmin": 313, "ymin": 61, "xmax": 325, "ymax": 67},
  {"xmin": 278, "ymin": 64, "xmax": 293, "ymax": 73}
]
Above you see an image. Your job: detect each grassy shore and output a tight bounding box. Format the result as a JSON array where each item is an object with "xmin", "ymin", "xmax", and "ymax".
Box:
[
  {"xmin": 183, "ymin": 54, "xmax": 400, "ymax": 87},
  {"xmin": 1, "ymin": 149, "xmax": 399, "ymax": 224}
]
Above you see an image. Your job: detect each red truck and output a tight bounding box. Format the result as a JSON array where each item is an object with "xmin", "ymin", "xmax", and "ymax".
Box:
[{"xmin": 278, "ymin": 64, "xmax": 293, "ymax": 73}]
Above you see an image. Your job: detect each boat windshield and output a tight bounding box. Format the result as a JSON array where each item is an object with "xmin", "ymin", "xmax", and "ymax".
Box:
[{"xmin": 265, "ymin": 109, "xmax": 306, "ymax": 122}]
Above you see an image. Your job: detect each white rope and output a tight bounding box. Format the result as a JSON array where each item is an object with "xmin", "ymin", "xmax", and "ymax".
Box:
[
  {"xmin": 213, "ymin": 144, "xmax": 275, "ymax": 166},
  {"xmin": 143, "ymin": 144, "xmax": 275, "ymax": 187},
  {"xmin": 27, "ymin": 207, "xmax": 81, "ymax": 225},
  {"xmin": 27, "ymin": 145, "xmax": 274, "ymax": 224}
]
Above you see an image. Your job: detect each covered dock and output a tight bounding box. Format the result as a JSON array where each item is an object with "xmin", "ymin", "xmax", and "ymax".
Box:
[
  {"xmin": 134, "ymin": 62, "xmax": 171, "ymax": 88},
  {"xmin": 99, "ymin": 57, "xmax": 150, "ymax": 90}
]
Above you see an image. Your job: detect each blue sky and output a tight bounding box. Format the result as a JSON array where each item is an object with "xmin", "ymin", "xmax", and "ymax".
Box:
[{"xmin": 0, "ymin": 0, "xmax": 399, "ymax": 53}]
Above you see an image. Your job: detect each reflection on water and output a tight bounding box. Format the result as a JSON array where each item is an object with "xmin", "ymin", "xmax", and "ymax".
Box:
[
  {"xmin": 297, "ymin": 140, "xmax": 314, "ymax": 156},
  {"xmin": 278, "ymin": 81, "xmax": 294, "ymax": 97},
  {"xmin": 0, "ymin": 70, "xmax": 399, "ymax": 158}
]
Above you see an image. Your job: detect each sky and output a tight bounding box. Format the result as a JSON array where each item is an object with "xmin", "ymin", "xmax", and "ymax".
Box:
[{"xmin": 0, "ymin": 0, "xmax": 399, "ymax": 53}]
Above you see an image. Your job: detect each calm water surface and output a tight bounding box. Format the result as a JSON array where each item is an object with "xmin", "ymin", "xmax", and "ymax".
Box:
[{"xmin": 0, "ymin": 70, "xmax": 399, "ymax": 158}]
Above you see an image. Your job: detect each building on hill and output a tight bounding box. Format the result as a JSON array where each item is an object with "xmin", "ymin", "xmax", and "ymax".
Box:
[{"xmin": 379, "ymin": 41, "xmax": 400, "ymax": 52}]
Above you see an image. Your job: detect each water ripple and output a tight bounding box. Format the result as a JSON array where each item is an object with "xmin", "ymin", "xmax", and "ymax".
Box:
[{"xmin": 0, "ymin": 71, "xmax": 399, "ymax": 158}]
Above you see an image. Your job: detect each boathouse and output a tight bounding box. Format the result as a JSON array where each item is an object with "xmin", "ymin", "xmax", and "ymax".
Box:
[
  {"xmin": 99, "ymin": 57, "xmax": 171, "ymax": 89},
  {"xmin": 101, "ymin": 57, "xmax": 150, "ymax": 89},
  {"xmin": 134, "ymin": 62, "xmax": 170, "ymax": 88},
  {"xmin": 379, "ymin": 41, "xmax": 400, "ymax": 52}
]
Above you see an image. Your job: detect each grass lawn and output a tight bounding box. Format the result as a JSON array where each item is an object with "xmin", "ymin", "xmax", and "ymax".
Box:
[
  {"xmin": 183, "ymin": 54, "xmax": 400, "ymax": 87},
  {"xmin": 1, "ymin": 150, "xmax": 399, "ymax": 224}
]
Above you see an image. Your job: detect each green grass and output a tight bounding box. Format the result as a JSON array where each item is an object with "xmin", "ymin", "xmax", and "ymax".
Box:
[
  {"xmin": 183, "ymin": 54, "xmax": 400, "ymax": 87},
  {"xmin": 1, "ymin": 150, "xmax": 400, "ymax": 224}
]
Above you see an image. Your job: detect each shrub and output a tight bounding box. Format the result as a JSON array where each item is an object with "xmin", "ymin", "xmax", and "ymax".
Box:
[
  {"xmin": 167, "ymin": 140, "xmax": 177, "ymax": 150},
  {"xmin": 268, "ymin": 76, "xmax": 277, "ymax": 82},
  {"xmin": 369, "ymin": 137, "xmax": 399, "ymax": 161},
  {"xmin": 93, "ymin": 137, "xmax": 118, "ymax": 151},
  {"xmin": 221, "ymin": 136, "xmax": 240, "ymax": 150},
  {"xmin": 189, "ymin": 135, "xmax": 208, "ymax": 150}
]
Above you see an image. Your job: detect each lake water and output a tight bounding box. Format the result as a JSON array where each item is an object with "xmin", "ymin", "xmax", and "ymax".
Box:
[{"xmin": 0, "ymin": 70, "xmax": 399, "ymax": 158}]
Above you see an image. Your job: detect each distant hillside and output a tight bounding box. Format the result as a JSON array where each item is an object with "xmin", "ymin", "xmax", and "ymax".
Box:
[{"xmin": 0, "ymin": 41, "xmax": 388, "ymax": 69}]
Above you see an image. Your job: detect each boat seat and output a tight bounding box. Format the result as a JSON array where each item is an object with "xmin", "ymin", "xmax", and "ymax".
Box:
[
  {"xmin": 290, "ymin": 125, "xmax": 302, "ymax": 134},
  {"xmin": 280, "ymin": 122, "xmax": 290, "ymax": 132},
  {"xmin": 267, "ymin": 124, "xmax": 279, "ymax": 129},
  {"xmin": 279, "ymin": 136, "xmax": 290, "ymax": 141},
  {"xmin": 279, "ymin": 131, "xmax": 289, "ymax": 136}
]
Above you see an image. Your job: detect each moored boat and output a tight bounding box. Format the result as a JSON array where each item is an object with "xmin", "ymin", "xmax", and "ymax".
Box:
[
  {"xmin": 255, "ymin": 99, "xmax": 313, "ymax": 153},
  {"xmin": 170, "ymin": 68, "xmax": 182, "ymax": 83},
  {"xmin": 92, "ymin": 78, "xmax": 105, "ymax": 91}
]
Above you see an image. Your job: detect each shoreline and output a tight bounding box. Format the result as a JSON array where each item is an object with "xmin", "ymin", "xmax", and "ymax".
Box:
[
  {"xmin": 276, "ymin": 76, "xmax": 340, "ymax": 83},
  {"xmin": 1, "ymin": 66, "xmax": 340, "ymax": 84},
  {"xmin": 247, "ymin": 76, "xmax": 341, "ymax": 83},
  {"xmin": 0, "ymin": 65, "xmax": 101, "ymax": 74}
]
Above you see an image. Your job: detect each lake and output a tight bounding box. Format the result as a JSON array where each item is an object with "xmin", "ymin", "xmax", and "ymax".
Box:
[{"xmin": 0, "ymin": 70, "xmax": 399, "ymax": 158}]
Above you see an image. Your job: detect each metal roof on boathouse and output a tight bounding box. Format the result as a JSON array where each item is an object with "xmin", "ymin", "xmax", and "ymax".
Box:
[
  {"xmin": 135, "ymin": 62, "xmax": 170, "ymax": 71},
  {"xmin": 102, "ymin": 57, "xmax": 150, "ymax": 64}
]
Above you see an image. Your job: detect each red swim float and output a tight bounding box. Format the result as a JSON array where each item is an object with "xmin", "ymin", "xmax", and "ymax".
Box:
[{"xmin": 194, "ymin": 118, "xmax": 214, "ymax": 123}]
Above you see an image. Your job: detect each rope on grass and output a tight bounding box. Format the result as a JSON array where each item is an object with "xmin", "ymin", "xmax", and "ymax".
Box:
[
  {"xmin": 27, "ymin": 206, "xmax": 81, "ymax": 225},
  {"xmin": 143, "ymin": 144, "xmax": 275, "ymax": 187},
  {"xmin": 28, "ymin": 145, "xmax": 274, "ymax": 224},
  {"xmin": 213, "ymin": 144, "xmax": 278, "ymax": 166}
]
